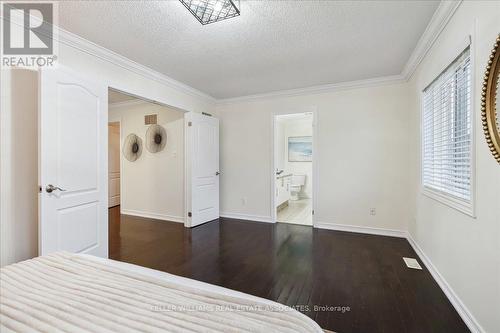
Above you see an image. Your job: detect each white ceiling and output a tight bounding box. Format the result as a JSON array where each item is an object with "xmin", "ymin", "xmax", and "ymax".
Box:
[
  {"xmin": 58, "ymin": 1, "xmax": 439, "ymax": 99},
  {"xmin": 108, "ymin": 89, "xmax": 138, "ymax": 104}
]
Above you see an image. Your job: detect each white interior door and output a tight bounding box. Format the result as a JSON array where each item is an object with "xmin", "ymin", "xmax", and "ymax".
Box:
[
  {"xmin": 39, "ymin": 67, "xmax": 108, "ymax": 257},
  {"xmin": 185, "ymin": 112, "xmax": 219, "ymax": 227}
]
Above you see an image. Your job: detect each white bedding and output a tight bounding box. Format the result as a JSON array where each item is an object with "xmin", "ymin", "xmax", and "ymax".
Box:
[{"xmin": 0, "ymin": 252, "xmax": 323, "ymax": 333}]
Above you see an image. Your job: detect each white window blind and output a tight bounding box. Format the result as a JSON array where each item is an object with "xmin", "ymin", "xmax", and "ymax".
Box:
[{"xmin": 422, "ymin": 47, "xmax": 472, "ymax": 208}]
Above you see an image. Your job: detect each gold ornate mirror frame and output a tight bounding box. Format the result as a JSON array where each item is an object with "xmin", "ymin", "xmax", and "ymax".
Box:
[{"xmin": 481, "ymin": 34, "xmax": 500, "ymax": 164}]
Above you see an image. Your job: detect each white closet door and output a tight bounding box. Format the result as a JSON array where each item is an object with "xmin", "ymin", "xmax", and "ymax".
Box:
[{"xmin": 185, "ymin": 112, "xmax": 219, "ymax": 227}]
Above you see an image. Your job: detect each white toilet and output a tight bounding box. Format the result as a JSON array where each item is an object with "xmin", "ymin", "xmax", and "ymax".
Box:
[{"xmin": 289, "ymin": 174, "xmax": 306, "ymax": 201}]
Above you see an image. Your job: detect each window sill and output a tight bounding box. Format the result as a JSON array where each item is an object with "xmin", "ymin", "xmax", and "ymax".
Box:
[{"xmin": 421, "ymin": 187, "xmax": 476, "ymax": 218}]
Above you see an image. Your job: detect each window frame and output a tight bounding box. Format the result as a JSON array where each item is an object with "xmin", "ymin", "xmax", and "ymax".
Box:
[{"xmin": 420, "ymin": 44, "xmax": 476, "ymax": 217}]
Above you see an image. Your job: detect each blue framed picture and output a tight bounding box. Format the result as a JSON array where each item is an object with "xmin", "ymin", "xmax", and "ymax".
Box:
[{"xmin": 288, "ymin": 136, "xmax": 312, "ymax": 162}]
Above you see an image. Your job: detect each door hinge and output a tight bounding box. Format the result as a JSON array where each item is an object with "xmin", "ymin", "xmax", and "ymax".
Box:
[
  {"xmin": 188, "ymin": 121, "xmax": 192, "ymax": 127},
  {"xmin": 312, "ymin": 210, "xmax": 315, "ymax": 215},
  {"xmin": 188, "ymin": 212, "xmax": 192, "ymax": 217}
]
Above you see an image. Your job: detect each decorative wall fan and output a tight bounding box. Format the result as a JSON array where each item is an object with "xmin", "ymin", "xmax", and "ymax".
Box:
[
  {"xmin": 146, "ymin": 124, "xmax": 167, "ymax": 153},
  {"xmin": 123, "ymin": 133, "xmax": 143, "ymax": 162}
]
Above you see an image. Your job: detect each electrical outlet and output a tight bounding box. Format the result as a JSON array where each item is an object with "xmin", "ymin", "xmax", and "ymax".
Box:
[{"xmin": 370, "ymin": 208, "xmax": 376, "ymax": 216}]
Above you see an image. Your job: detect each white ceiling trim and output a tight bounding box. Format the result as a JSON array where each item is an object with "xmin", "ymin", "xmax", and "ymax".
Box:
[
  {"xmin": 55, "ymin": 28, "xmax": 216, "ymax": 104},
  {"xmin": 217, "ymin": 74, "xmax": 406, "ymax": 105},
  {"xmin": 217, "ymin": 0, "xmax": 462, "ymax": 105},
  {"xmin": 401, "ymin": 0, "xmax": 462, "ymax": 79},
  {"xmin": 52, "ymin": 0, "xmax": 460, "ymax": 106}
]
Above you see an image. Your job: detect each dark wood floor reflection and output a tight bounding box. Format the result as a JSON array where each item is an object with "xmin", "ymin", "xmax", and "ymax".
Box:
[{"xmin": 109, "ymin": 206, "xmax": 469, "ymax": 333}]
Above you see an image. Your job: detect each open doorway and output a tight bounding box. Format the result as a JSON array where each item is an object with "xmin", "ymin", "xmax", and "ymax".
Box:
[
  {"xmin": 107, "ymin": 88, "xmax": 185, "ymax": 225},
  {"xmin": 273, "ymin": 112, "xmax": 315, "ymax": 226},
  {"xmin": 36, "ymin": 67, "xmax": 219, "ymax": 257}
]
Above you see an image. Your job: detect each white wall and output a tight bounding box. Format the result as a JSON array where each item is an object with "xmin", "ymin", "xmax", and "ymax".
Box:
[
  {"xmin": 408, "ymin": 1, "xmax": 500, "ymax": 332},
  {"xmin": 0, "ymin": 69, "xmax": 39, "ymax": 267},
  {"xmin": 0, "ymin": 33, "xmax": 215, "ymax": 266},
  {"xmin": 109, "ymin": 101, "xmax": 185, "ymax": 222},
  {"xmin": 217, "ymin": 82, "xmax": 411, "ymax": 232}
]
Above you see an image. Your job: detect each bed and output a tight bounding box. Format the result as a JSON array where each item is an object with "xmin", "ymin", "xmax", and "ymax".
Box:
[{"xmin": 0, "ymin": 252, "xmax": 325, "ymax": 332}]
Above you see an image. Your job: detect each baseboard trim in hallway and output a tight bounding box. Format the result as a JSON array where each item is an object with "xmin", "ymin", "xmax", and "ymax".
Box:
[
  {"xmin": 219, "ymin": 212, "xmax": 273, "ymax": 223},
  {"xmin": 120, "ymin": 209, "xmax": 184, "ymax": 223},
  {"xmin": 219, "ymin": 214, "xmax": 408, "ymax": 236},
  {"xmin": 314, "ymin": 221, "xmax": 407, "ymax": 238}
]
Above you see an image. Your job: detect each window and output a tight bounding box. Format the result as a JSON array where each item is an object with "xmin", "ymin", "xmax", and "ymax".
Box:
[{"xmin": 422, "ymin": 47, "xmax": 473, "ymax": 214}]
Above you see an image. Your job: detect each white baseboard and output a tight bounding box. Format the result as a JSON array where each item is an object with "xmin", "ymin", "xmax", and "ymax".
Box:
[
  {"xmin": 406, "ymin": 233, "xmax": 483, "ymax": 333},
  {"xmin": 219, "ymin": 212, "xmax": 273, "ymax": 223},
  {"xmin": 121, "ymin": 209, "xmax": 184, "ymax": 223},
  {"xmin": 314, "ymin": 221, "xmax": 407, "ymax": 238}
]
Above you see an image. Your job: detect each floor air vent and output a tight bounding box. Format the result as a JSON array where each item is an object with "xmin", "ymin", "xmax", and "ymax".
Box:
[{"xmin": 403, "ymin": 257, "xmax": 422, "ymax": 270}]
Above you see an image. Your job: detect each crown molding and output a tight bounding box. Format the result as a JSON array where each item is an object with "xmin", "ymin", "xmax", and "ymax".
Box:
[
  {"xmin": 217, "ymin": 74, "xmax": 406, "ymax": 105},
  {"xmin": 216, "ymin": 0, "xmax": 462, "ymax": 105},
  {"xmin": 50, "ymin": 1, "xmax": 461, "ymax": 106},
  {"xmin": 54, "ymin": 27, "xmax": 216, "ymax": 104},
  {"xmin": 401, "ymin": 0, "xmax": 462, "ymax": 80}
]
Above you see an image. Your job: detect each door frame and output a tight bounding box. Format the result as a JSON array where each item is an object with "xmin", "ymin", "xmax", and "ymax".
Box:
[
  {"xmin": 107, "ymin": 86, "xmax": 190, "ymax": 226},
  {"xmin": 271, "ymin": 107, "xmax": 318, "ymax": 226}
]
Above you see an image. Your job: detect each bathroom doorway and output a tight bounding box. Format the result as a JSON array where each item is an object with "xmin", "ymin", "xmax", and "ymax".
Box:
[{"xmin": 272, "ymin": 110, "xmax": 316, "ymax": 226}]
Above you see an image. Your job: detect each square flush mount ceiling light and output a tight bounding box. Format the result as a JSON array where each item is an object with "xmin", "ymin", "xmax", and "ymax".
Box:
[{"xmin": 179, "ymin": 0, "xmax": 240, "ymax": 25}]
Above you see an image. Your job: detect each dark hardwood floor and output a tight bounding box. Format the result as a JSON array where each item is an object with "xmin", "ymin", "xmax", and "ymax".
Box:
[{"xmin": 109, "ymin": 206, "xmax": 469, "ymax": 333}]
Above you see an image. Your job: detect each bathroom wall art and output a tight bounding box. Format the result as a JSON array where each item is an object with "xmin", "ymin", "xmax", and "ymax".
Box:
[{"xmin": 288, "ymin": 136, "xmax": 312, "ymax": 162}]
